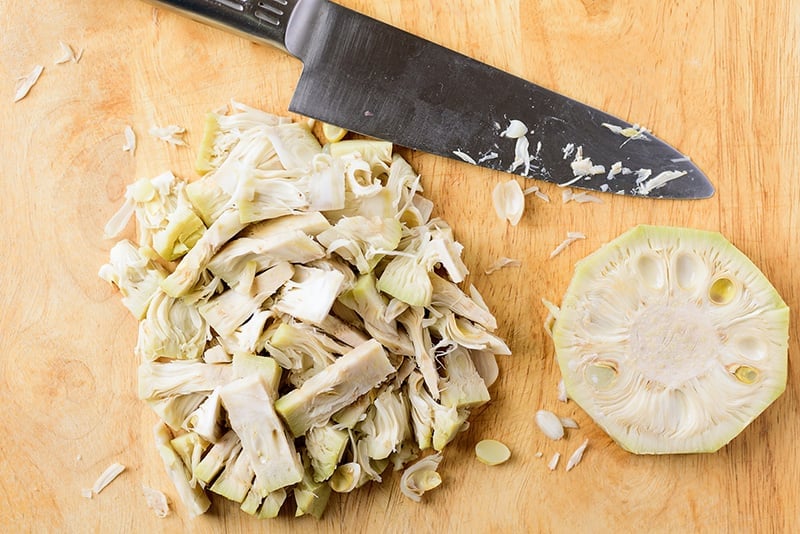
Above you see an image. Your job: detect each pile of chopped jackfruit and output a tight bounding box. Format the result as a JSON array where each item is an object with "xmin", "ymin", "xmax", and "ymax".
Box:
[{"xmin": 99, "ymin": 101, "xmax": 509, "ymax": 519}]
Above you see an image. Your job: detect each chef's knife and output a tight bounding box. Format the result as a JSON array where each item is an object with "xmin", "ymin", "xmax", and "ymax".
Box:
[{"xmin": 143, "ymin": 0, "xmax": 714, "ymax": 199}]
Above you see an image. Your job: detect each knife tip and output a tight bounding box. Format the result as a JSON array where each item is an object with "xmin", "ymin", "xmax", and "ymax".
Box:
[{"xmin": 692, "ymin": 173, "xmax": 716, "ymax": 200}]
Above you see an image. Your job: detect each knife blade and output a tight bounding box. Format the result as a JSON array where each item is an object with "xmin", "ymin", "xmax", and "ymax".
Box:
[{"xmin": 143, "ymin": 0, "xmax": 715, "ymax": 199}]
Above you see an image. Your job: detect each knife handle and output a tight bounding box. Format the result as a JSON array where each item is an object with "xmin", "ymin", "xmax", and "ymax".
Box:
[{"xmin": 142, "ymin": 0, "xmax": 303, "ymax": 52}]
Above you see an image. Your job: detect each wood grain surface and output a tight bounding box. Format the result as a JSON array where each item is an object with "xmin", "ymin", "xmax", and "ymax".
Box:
[{"xmin": 1, "ymin": 1, "xmax": 798, "ymax": 532}]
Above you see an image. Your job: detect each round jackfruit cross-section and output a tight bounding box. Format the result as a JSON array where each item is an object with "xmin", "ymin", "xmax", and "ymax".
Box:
[{"xmin": 552, "ymin": 225, "xmax": 789, "ymax": 454}]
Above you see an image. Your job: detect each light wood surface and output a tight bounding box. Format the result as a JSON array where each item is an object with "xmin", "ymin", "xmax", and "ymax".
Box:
[{"xmin": 1, "ymin": 1, "xmax": 798, "ymax": 532}]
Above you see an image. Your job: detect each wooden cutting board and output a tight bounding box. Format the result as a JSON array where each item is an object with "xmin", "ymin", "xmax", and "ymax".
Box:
[{"xmin": 1, "ymin": 1, "xmax": 798, "ymax": 531}]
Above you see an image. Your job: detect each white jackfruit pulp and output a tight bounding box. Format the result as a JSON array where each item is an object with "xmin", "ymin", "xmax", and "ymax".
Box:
[{"xmin": 552, "ymin": 225, "xmax": 789, "ymax": 454}]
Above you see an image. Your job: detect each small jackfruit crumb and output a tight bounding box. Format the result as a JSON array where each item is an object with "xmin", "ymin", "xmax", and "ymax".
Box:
[
  {"xmin": 142, "ymin": 485, "xmax": 171, "ymax": 518},
  {"xmin": 84, "ymin": 462, "xmax": 126, "ymax": 498},
  {"xmin": 492, "ymin": 180, "xmax": 525, "ymax": 226},
  {"xmin": 14, "ymin": 65, "xmax": 44, "ymax": 102},
  {"xmin": 547, "ymin": 452, "xmax": 560, "ymax": 471},
  {"xmin": 149, "ymin": 125, "xmax": 187, "ymax": 146},
  {"xmin": 474, "ymin": 439, "xmax": 511, "ymax": 466},
  {"xmin": 400, "ymin": 453, "xmax": 444, "ymax": 502},
  {"xmin": 565, "ymin": 439, "xmax": 589, "ymax": 471},
  {"xmin": 484, "ymin": 257, "xmax": 522, "ymax": 275}
]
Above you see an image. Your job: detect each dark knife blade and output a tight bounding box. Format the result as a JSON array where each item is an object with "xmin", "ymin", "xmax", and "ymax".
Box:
[{"xmin": 143, "ymin": 0, "xmax": 715, "ymax": 199}]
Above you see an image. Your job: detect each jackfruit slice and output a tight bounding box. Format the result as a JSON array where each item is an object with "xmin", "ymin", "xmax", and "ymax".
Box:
[
  {"xmin": 305, "ymin": 423, "xmax": 349, "ymax": 483},
  {"xmin": 293, "ymin": 454, "xmax": 333, "ymax": 518},
  {"xmin": 153, "ymin": 422, "xmax": 211, "ymax": 518},
  {"xmin": 218, "ymin": 375, "xmax": 304, "ymax": 494},
  {"xmin": 552, "ymin": 225, "xmax": 789, "ymax": 454},
  {"xmin": 209, "ymin": 444, "xmax": 254, "ymax": 503},
  {"xmin": 274, "ymin": 339, "xmax": 395, "ymax": 437}
]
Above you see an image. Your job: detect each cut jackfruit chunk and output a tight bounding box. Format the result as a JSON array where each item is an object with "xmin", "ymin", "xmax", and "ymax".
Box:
[
  {"xmin": 240, "ymin": 211, "xmax": 331, "ymax": 240},
  {"xmin": 153, "ymin": 422, "xmax": 211, "ymax": 518},
  {"xmin": 195, "ymin": 112, "xmax": 220, "ymax": 175},
  {"xmin": 151, "ymin": 195, "xmax": 206, "ymax": 261},
  {"xmin": 273, "ymin": 265, "xmax": 346, "ymax": 325},
  {"xmin": 316, "ymin": 215, "xmax": 403, "ymax": 275},
  {"xmin": 257, "ymin": 488, "xmax": 287, "ymax": 518},
  {"xmin": 328, "ymin": 139, "xmax": 393, "ymax": 178},
  {"xmin": 193, "ymin": 429, "xmax": 241, "ymax": 486},
  {"xmin": 439, "ymin": 346, "xmax": 491, "ymax": 409},
  {"xmin": 169, "ymin": 431, "xmax": 209, "ymax": 479},
  {"xmin": 552, "ymin": 225, "xmax": 789, "ymax": 454},
  {"xmin": 209, "ymin": 445, "xmax": 254, "ymax": 503},
  {"xmin": 185, "ymin": 175, "xmax": 231, "ymax": 227},
  {"xmin": 294, "ymin": 455, "xmax": 333, "ymax": 518},
  {"xmin": 343, "ymin": 273, "xmax": 415, "ymax": 355},
  {"xmin": 207, "ymin": 231, "xmax": 323, "ymax": 289},
  {"xmin": 357, "ymin": 387, "xmax": 411, "ymax": 460},
  {"xmin": 305, "ymin": 423, "xmax": 349, "ymax": 482},
  {"xmin": 274, "ymin": 339, "xmax": 395, "ymax": 437},
  {"xmin": 321, "ymin": 122, "xmax": 347, "ymax": 143},
  {"xmin": 239, "ymin": 487, "xmax": 287, "ymax": 518},
  {"xmin": 161, "ymin": 208, "xmax": 247, "ymax": 298},
  {"xmin": 232, "ymin": 352, "xmax": 282, "ymax": 399},
  {"xmin": 136, "ymin": 289, "xmax": 209, "ymax": 361},
  {"xmin": 219, "ymin": 375, "xmax": 305, "ymax": 494},
  {"xmin": 98, "ymin": 240, "xmax": 166, "ymax": 320},
  {"xmin": 198, "ymin": 262, "xmax": 293, "ymax": 337},
  {"xmin": 137, "ymin": 360, "xmax": 232, "ymax": 401}
]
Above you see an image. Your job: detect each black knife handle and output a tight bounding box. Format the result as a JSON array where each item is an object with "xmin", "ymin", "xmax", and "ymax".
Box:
[{"xmin": 142, "ymin": 0, "xmax": 302, "ymax": 52}]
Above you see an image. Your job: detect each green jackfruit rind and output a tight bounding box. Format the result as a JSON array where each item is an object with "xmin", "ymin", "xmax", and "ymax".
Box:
[{"xmin": 552, "ymin": 225, "xmax": 789, "ymax": 454}]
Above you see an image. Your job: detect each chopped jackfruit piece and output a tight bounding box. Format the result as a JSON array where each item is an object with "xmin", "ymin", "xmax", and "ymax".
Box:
[
  {"xmin": 305, "ymin": 424, "xmax": 349, "ymax": 482},
  {"xmin": 405, "ymin": 371, "xmax": 469, "ymax": 452},
  {"xmin": 265, "ymin": 321, "xmax": 348, "ymax": 387},
  {"xmin": 397, "ymin": 306, "xmax": 440, "ymax": 400},
  {"xmin": 399, "ymin": 452, "xmax": 443, "ymax": 502},
  {"xmin": 207, "ymin": 231, "xmax": 323, "ymax": 288},
  {"xmin": 98, "ymin": 240, "xmax": 166, "ymax": 319},
  {"xmin": 138, "ymin": 360, "xmax": 232, "ymax": 401},
  {"xmin": 342, "ymin": 274, "xmax": 414, "ymax": 355},
  {"xmin": 153, "ymin": 422, "xmax": 211, "ymax": 518},
  {"xmin": 152, "ymin": 194, "xmax": 207, "ymax": 261},
  {"xmin": 274, "ymin": 339, "xmax": 395, "ymax": 437},
  {"xmin": 135, "ymin": 289, "xmax": 209, "ymax": 361},
  {"xmin": 274, "ymin": 266, "xmax": 346, "ymax": 325},
  {"xmin": 169, "ymin": 431, "xmax": 209, "ymax": 484},
  {"xmin": 219, "ymin": 375, "xmax": 304, "ymax": 494},
  {"xmin": 317, "ymin": 216, "xmax": 403, "ymax": 274},
  {"xmin": 232, "ymin": 352, "xmax": 282, "ymax": 398},
  {"xmin": 439, "ymin": 346, "xmax": 491, "ymax": 409},
  {"xmin": 240, "ymin": 211, "xmax": 331, "ymax": 240},
  {"xmin": 183, "ymin": 388, "xmax": 225, "ymax": 443},
  {"xmin": 198, "ymin": 262, "xmax": 293, "ymax": 337},
  {"xmin": 294, "ymin": 457, "xmax": 332, "ymax": 519},
  {"xmin": 358, "ymin": 387, "xmax": 411, "ymax": 460},
  {"xmin": 147, "ymin": 393, "xmax": 205, "ymax": 431},
  {"xmin": 209, "ymin": 445, "xmax": 255, "ymax": 503},
  {"xmin": 193, "ymin": 429, "xmax": 242, "ymax": 486},
  {"xmin": 161, "ymin": 207, "xmax": 247, "ymax": 297}
]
